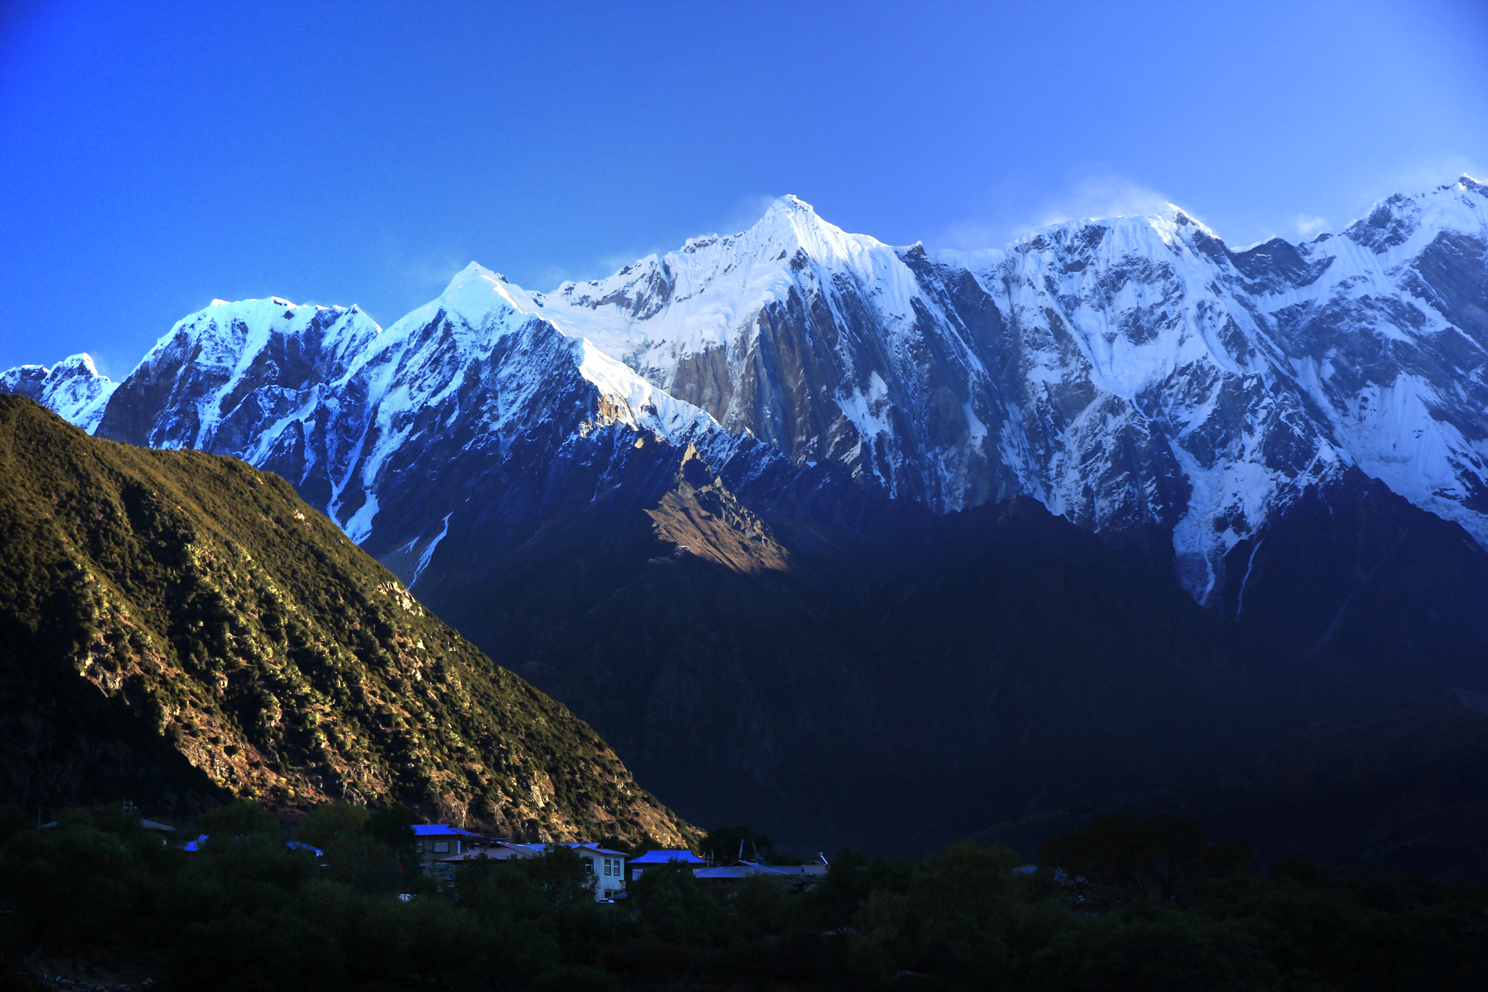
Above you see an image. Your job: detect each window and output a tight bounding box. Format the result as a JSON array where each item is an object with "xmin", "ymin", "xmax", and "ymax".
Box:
[
  {"xmin": 603, "ymin": 859, "xmax": 612, "ymax": 876},
  {"xmin": 415, "ymin": 841, "xmax": 424, "ymax": 853},
  {"xmin": 433, "ymin": 841, "xmax": 449, "ymax": 853}
]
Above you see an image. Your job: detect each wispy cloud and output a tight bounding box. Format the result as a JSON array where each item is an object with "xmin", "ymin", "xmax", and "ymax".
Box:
[
  {"xmin": 544, "ymin": 194, "xmax": 783, "ymax": 291},
  {"xmin": 934, "ymin": 173, "xmax": 1188, "ymax": 251},
  {"xmin": 1295, "ymin": 214, "xmax": 1328, "ymax": 237},
  {"xmin": 1027, "ymin": 175, "xmax": 1176, "ymax": 233},
  {"xmin": 713, "ymin": 193, "xmax": 783, "ymax": 237}
]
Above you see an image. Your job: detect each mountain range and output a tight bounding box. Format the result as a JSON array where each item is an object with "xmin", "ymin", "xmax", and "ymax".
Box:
[{"xmin": 6, "ymin": 177, "xmax": 1488, "ymax": 866}]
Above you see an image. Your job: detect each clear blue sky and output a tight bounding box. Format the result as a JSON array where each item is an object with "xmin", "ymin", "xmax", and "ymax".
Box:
[{"xmin": 2, "ymin": 0, "xmax": 1485, "ymax": 377}]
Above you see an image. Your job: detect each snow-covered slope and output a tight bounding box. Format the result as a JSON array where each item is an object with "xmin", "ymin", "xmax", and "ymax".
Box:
[
  {"xmin": 57, "ymin": 271, "xmax": 739, "ymax": 586},
  {"xmin": 502, "ymin": 195, "xmax": 1001, "ymax": 509},
  {"xmin": 491, "ymin": 179, "xmax": 1488, "ymax": 602},
  {"xmin": 5, "ymin": 177, "xmax": 1486, "ymax": 607},
  {"xmin": 0, "ymin": 354, "xmax": 117, "ymax": 433}
]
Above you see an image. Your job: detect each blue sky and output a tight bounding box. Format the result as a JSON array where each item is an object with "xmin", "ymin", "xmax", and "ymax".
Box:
[{"xmin": 2, "ymin": 0, "xmax": 1485, "ymax": 377}]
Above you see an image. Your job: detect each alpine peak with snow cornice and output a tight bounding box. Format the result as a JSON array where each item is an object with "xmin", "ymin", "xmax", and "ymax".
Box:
[{"xmin": 7, "ymin": 178, "xmax": 1488, "ymax": 606}]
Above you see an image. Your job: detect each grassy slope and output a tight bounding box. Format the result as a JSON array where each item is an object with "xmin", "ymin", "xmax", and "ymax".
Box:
[{"xmin": 0, "ymin": 395, "xmax": 696, "ymax": 845}]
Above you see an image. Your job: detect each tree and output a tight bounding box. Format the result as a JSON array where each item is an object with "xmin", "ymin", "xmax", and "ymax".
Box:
[
  {"xmin": 1039, "ymin": 813, "xmax": 1250, "ymax": 908},
  {"xmin": 0, "ymin": 805, "xmax": 27, "ymax": 845},
  {"xmin": 702, "ymin": 824, "xmax": 775, "ymax": 864},
  {"xmin": 521, "ymin": 843, "xmax": 598, "ymax": 911},
  {"xmin": 628, "ymin": 860, "xmax": 725, "ymax": 947},
  {"xmin": 294, "ymin": 802, "xmax": 410, "ymax": 894}
]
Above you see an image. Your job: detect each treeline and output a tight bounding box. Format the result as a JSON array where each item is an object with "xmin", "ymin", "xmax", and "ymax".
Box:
[{"xmin": 1, "ymin": 804, "xmax": 1485, "ymax": 991}]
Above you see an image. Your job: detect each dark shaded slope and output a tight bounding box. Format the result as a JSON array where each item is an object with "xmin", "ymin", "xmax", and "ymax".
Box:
[
  {"xmin": 1220, "ymin": 468, "xmax": 1488, "ymax": 705},
  {"xmin": 976, "ymin": 701, "xmax": 1488, "ymax": 882},
  {"xmin": 0, "ymin": 395, "xmax": 694, "ymax": 845},
  {"xmin": 970, "ymin": 472, "xmax": 1488, "ymax": 879},
  {"xmin": 415, "ymin": 439, "xmax": 1275, "ymax": 856}
]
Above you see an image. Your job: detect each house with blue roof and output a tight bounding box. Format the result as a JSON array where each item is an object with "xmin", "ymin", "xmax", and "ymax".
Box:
[
  {"xmin": 412, "ymin": 823, "xmax": 482, "ymax": 867},
  {"xmin": 475, "ymin": 842, "xmax": 631, "ymax": 900},
  {"xmin": 627, "ymin": 849, "xmax": 707, "ymax": 882}
]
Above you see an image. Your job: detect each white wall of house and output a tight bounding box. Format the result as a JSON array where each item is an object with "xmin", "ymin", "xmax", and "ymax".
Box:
[{"xmin": 572, "ymin": 848, "xmax": 627, "ymax": 900}]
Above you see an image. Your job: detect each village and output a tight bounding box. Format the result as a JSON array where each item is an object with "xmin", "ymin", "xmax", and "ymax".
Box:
[
  {"xmin": 63, "ymin": 814, "xmax": 833, "ymax": 903},
  {"xmin": 410, "ymin": 824, "xmax": 829, "ymax": 900}
]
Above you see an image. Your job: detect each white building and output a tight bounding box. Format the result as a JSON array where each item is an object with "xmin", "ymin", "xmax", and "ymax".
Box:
[{"xmin": 498, "ymin": 841, "xmax": 630, "ymax": 900}]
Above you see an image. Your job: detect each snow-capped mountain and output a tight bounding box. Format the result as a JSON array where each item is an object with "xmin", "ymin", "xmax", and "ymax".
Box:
[
  {"xmin": 6, "ymin": 178, "xmax": 1487, "ymax": 608},
  {"xmin": 0, "ymin": 354, "xmax": 117, "ymax": 433},
  {"xmin": 498, "ymin": 178, "xmax": 1488, "ymax": 603},
  {"xmin": 77, "ymin": 268, "xmax": 746, "ymax": 586}
]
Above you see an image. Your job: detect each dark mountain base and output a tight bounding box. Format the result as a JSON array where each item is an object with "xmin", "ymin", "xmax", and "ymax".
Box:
[
  {"xmin": 406, "ymin": 435, "xmax": 1488, "ymax": 873},
  {"xmin": 1221, "ymin": 468, "xmax": 1488, "ymax": 705},
  {"xmin": 978, "ymin": 699, "xmax": 1488, "ymax": 882},
  {"xmin": 411, "ymin": 438, "xmax": 1285, "ymax": 856}
]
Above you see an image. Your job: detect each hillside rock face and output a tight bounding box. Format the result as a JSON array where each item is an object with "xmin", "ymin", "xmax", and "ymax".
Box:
[
  {"xmin": 0, "ymin": 395, "xmax": 695, "ymax": 846},
  {"xmin": 6, "ymin": 177, "xmax": 1488, "ymax": 856}
]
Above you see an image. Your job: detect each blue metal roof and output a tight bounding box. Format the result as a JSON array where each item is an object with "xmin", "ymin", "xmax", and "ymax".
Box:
[
  {"xmin": 695, "ymin": 864, "xmax": 782, "ymax": 879},
  {"xmin": 628, "ymin": 849, "xmax": 706, "ymax": 864},
  {"xmin": 412, "ymin": 824, "xmax": 480, "ymax": 837}
]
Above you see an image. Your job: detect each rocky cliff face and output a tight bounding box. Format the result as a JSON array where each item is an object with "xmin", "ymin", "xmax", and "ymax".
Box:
[{"xmin": 503, "ymin": 180, "xmax": 1488, "ymax": 604}]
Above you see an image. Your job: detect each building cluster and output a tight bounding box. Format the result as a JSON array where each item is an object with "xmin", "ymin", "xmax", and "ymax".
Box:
[
  {"xmin": 42, "ymin": 814, "xmax": 827, "ymax": 905},
  {"xmin": 412, "ymin": 824, "xmax": 827, "ymax": 902}
]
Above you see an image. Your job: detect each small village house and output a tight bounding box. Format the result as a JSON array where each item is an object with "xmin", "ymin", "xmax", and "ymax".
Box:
[
  {"xmin": 626, "ymin": 848, "xmax": 707, "ymax": 881},
  {"xmin": 493, "ymin": 842, "xmax": 631, "ymax": 900},
  {"xmin": 412, "ymin": 823, "xmax": 481, "ymax": 868}
]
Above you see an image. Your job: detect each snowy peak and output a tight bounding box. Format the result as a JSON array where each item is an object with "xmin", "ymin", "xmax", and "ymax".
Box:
[
  {"xmin": 91, "ymin": 295, "xmax": 384, "ymax": 457},
  {"xmin": 149, "ymin": 295, "xmax": 381, "ymax": 376},
  {"xmin": 501, "ymin": 193, "xmax": 925, "ymax": 395},
  {"xmin": 0, "ymin": 353, "xmax": 116, "ymax": 433},
  {"xmin": 431, "ymin": 262, "xmax": 530, "ymax": 322},
  {"xmin": 747, "ymin": 193, "xmax": 891, "ymax": 263},
  {"xmin": 356, "ymin": 262, "xmax": 540, "ymax": 375},
  {"xmin": 1344, "ymin": 175, "xmax": 1488, "ymax": 257},
  {"xmin": 524, "ymin": 193, "xmax": 899, "ymax": 322}
]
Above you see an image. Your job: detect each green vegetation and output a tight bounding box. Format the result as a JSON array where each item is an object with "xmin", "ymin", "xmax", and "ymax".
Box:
[
  {"xmin": 2, "ymin": 802, "xmax": 1484, "ymax": 990},
  {"xmin": 701, "ymin": 823, "xmax": 805, "ymax": 865},
  {"xmin": 0, "ymin": 395, "xmax": 695, "ymax": 845},
  {"xmin": 1039, "ymin": 811, "xmax": 1252, "ymax": 907}
]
